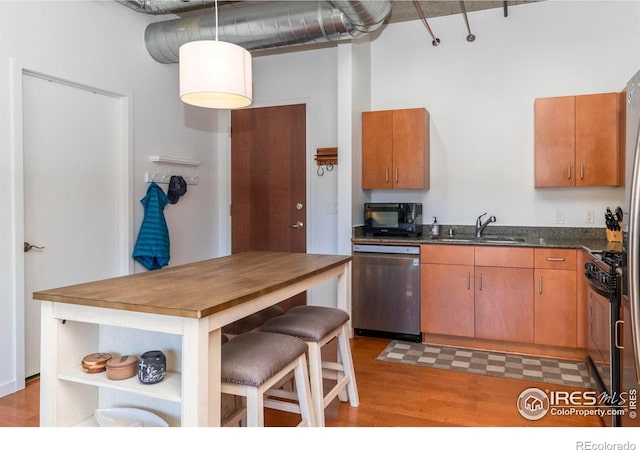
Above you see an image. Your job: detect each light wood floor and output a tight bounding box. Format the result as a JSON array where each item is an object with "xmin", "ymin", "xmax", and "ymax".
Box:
[{"xmin": 0, "ymin": 336, "xmax": 603, "ymax": 428}]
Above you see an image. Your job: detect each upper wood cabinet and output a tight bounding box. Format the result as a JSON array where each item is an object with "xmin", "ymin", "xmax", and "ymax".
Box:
[
  {"xmin": 534, "ymin": 92, "xmax": 623, "ymax": 187},
  {"xmin": 362, "ymin": 108, "xmax": 430, "ymax": 189}
]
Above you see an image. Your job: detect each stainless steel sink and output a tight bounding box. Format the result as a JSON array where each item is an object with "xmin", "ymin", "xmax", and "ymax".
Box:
[
  {"xmin": 431, "ymin": 236, "xmax": 525, "ymax": 244},
  {"xmin": 432, "ymin": 238, "xmax": 474, "ymax": 243},
  {"xmin": 478, "ymin": 236, "xmax": 526, "ymax": 244}
]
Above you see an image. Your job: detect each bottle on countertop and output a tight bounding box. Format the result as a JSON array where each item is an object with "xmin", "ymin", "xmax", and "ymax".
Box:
[{"xmin": 431, "ymin": 217, "xmax": 440, "ymax": 237}]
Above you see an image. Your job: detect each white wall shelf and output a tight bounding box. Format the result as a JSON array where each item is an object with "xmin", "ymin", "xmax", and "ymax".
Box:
[{"xmin": 149, "ymin": 156, "xmax": 200, "ymax": 166}]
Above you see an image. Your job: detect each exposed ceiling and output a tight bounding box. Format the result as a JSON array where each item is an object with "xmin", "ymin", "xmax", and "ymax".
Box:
[
  {"xmin": 177, "ymin": 1, "xmax": 540, "ymax": 22},
  {"xmin": 121, "ymin": 1, "xmax": 542, "ymax": 61}
]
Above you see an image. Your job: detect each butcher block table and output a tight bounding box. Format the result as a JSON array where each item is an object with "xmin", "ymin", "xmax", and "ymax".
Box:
[{"xmin": 33, "ymin": 251, "xmax": 352, "ymax": 427}]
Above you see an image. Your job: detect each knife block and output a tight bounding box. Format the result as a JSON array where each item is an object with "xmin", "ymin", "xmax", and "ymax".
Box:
[{"xmin": 606, "ymin": 222, "xmax": 622, "ymax": 242}]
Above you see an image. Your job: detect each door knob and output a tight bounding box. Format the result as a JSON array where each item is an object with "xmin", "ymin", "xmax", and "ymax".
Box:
[
  {"xmin": 290, "ymin": 221, "xmax": 304, "ymax": 229},
  {"xmin": 24, "ymin": 241, "xmax": 45, "ymax": 253}
]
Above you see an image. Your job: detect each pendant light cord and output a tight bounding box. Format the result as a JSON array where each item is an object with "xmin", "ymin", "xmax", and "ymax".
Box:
[{"xmin": 214, "ymin": 0, "xmax": 219, "ymax": 41}]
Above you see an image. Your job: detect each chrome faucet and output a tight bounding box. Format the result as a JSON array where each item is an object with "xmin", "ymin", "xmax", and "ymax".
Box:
[{"xmin": 475, "ymin": 212, "xmax": 497, "ymax": 237}]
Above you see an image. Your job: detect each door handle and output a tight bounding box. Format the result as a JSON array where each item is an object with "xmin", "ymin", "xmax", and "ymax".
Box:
[
  {"xmin": 24, "ymin": 241, "xmax": 45, "ymax": 252},
  {"xmin": 290, "ymin": 222, "xmax": 304, "ymax": 229}
]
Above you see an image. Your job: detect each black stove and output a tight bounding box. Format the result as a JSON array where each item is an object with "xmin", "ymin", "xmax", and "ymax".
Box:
[
  {"xmin": 592, "ymin": 250, "xmax": 623, "ymax": 270},
  {"xmin": 585, "ymin": 250, "xmax": 622, "ymax": 297},
  {"xmin": 584, "ymin": 248, "xmax": 623, "ymax": 426}
]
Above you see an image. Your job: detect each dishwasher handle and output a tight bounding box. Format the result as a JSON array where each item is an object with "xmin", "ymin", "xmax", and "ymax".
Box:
[{"xmin": 353, "ymin": 244, "xmax": 420, "ymax": 255}]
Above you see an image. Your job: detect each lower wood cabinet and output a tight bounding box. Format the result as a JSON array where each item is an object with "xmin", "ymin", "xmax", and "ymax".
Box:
[
  {"xmin": 474, "ymin": 266, "xmax": 534, "ymax": 343},
  {"xmin": 420, "ymin": 244, "xmax": 580, "ymax": 350},
  {"xmin": 533, "ymin": 248, "xmax": 577, "ymax": 347},
  {"xmin": 422, "ymin": 263, "xmax": 475, "ymax": 338}
]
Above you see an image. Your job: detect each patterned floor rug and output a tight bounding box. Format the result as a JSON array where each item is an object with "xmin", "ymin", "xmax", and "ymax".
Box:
[{"xmin": 377, "ymin": 340, "xmax": 597, "ymax": 389}]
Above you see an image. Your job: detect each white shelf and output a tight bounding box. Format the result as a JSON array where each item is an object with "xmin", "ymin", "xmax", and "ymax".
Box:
[
  {"xmin": 149, "ymin": 156, "xmax": 200, "ymax": 166},
  {"xmin": 58, "ymin": 366, "xmax": 182, "ymax": 403}
]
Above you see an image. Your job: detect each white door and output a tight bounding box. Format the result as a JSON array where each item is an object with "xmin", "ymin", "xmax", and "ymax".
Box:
[{"xmin": 23, "ymin": 74, "xmax": 123, "ymax": 377}]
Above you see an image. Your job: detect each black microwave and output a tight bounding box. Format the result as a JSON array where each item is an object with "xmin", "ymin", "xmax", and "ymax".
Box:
[{"xmin": 364, "ymin": 203, "xmax": 423, "ymax": 237}]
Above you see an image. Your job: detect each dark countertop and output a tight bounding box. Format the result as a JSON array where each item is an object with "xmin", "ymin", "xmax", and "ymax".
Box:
[{"xmin": 352, "ymin": 225, "xmax": 616, "ymax": 253}]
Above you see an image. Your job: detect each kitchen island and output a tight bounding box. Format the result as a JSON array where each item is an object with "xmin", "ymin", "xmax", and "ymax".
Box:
[{"xmin": 33, "ymin": 251, "xmax": 352, "ymax": 427}]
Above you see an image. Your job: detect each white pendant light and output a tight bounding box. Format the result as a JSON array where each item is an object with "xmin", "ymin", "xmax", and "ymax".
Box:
[{"xmin": 179, "ymin": 0, "xmax": 252, "ymax": 109}]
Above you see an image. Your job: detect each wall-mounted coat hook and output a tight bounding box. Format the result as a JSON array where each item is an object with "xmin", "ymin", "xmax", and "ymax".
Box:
[{"xmin": 315, "ymin": 147, "xmax": 337, "ymax": 176}]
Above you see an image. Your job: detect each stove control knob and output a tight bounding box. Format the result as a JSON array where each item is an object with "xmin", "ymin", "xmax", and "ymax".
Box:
[
  {"xmin": 585, "ymin": 262, "xmax": 598, "ymax": 273},
  {"xmin": 599, "ymin": 272, "xmax": 610, "ymax": 285}
]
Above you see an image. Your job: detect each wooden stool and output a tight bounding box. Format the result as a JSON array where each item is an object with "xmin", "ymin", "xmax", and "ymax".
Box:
[
  {"xmin": 221, "ymin": 331, "xmax": 316, "ymax": 427},
  {"xmin": 222, "ymin": 305, "xmax": 284, "ymax": 338},
  {"xmin": 259, "ymin": 305, "xmax": 359, "ymax": 426}
]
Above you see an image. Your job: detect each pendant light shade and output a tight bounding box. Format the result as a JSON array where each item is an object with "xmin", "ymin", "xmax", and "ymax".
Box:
[{"xmin": 179, "ymin": 40, "xmax": 252, "ymax": 109}]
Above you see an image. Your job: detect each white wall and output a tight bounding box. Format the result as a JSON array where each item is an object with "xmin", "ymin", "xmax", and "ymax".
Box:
[
  {"xmin": 0, "ymin": 1, "xmax": 220, "ymax": 396},
  {"xmin": 367, "ymin": 0, "xmax": 640, "ymax": 228}
]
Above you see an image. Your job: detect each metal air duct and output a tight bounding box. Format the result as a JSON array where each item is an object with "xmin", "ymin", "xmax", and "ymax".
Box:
[
  {"xmin": 138, "ymin": 1, "xmax": 392, "ymax": 63},
  {"xmin": 117, "ymin": 0, "xmax": 219, "ymax": 15}
]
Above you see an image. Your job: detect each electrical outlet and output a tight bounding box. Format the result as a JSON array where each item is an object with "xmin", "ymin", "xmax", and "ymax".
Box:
[
  {"xmin": 585, "ymin": 209, "xmax": 594, "ymax": 224},
  {"xmin": 555, "ymin": 211, "xmax": 564, "ymax": 224}
]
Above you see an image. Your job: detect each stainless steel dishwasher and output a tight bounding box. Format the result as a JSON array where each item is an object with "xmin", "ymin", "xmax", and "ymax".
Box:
[{"xmin": 352, "ymin": 244, "xmax": 421, "ymax": 342}]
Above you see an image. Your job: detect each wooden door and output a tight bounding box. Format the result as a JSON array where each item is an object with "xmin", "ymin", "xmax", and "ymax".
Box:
[
  {"xmin": 231, "ymin": 104, "xmax": 307, "ymax": 309},
  {"xmin": 362, "ymin": 110, "xmax": 393, "ymax": 189},
  {"xmin": 392, "ymin": 108, "xmax": 429, "ymax": 189},
  {"xmin": 421, "ymin": 263, "xmax": 474, "ymax": 337},
  {"xmin": 575, "ymin": 92, "xmax": 622, "ymax": 186},
  {"xmin": 474, "ymin": 267, "xmax": 534, "ymax": 343},
  {"xmin": 534, "ymin": 95, "xmax": 575, "ymax": 187},
  {"xmin": 534, "ymin": 268, "xmax": 577, "ymax": 347}
]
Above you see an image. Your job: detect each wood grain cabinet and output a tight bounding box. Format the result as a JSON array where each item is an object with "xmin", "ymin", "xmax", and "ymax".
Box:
[
  {"xmin": 533, "ymin": 248, "xmax": 578, "ymax": 347},
  {"xmin": 362, "ymin": 108, "xmax": 430, "ymax": 190},
  {"xmin": 534, "ymin": 92, "xmax": 623, "ymax": 187},
  {"xmin": 421, "ymin": 245, "xmax": 534, "ymax": 343},
  {"xmin": 420, "ymin": 245, "xmax": 582, "ymax": 349},
  {"xmin": 420, "ymin": 245, "xmax": 475, "ymax": 338},
  {"xmin": 474, "ymin": 247, "xmax": 535, "ymax": 344}
]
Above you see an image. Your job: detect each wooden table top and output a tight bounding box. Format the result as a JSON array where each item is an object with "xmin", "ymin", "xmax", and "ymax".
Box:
[{"xmin": 33, "ymin": 252, "xmax": 352, "ymax": 319}]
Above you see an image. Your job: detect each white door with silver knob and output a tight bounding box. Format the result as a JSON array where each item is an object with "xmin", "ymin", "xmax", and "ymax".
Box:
[{"xmin": 22, "ymin": 74, "xmax": 125, "ymax": 378}]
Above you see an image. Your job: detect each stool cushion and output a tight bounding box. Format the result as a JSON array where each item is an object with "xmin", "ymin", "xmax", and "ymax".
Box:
[
  {"xmin": 222, "ymin": 305, "xmax": 285, "ymax": 335},
  {"xmin": 221, "ymin": 331, "xmax": 308, "ymax": 387},
  {"xmin": 259, "ymin": 306, "xmax": 349, "ymax": 342}
]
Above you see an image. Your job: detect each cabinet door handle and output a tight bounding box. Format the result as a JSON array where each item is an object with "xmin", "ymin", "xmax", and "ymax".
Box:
[
  {"xmin": 385, "ymin": 168, "xmax": 389, "ymax": 183},
  {"xmin": 580, "ymin": 162, "xmax": 584, "ymax": 180},
  {"xmin": 539, "ymin": 276, "xmax": 543, "ymax": 294},
  {"xmin": 395, "ymin": 168, "xmax": 399, "ymax": 183},
  {"xmin": 568, "ymin": 163, "xmax": 572, "ymax": 180},
  {"xmin": 545, "ymin": 257, "xmax": 566, "ymax": 262},
  {"xmin": 467, "ymin": 272, "xmax": 470, "ymax": 290},
  {"xmin": 615, "ymin": 320, "xmax": 623, "ymax": 349},
  {"xmin": 478, "ymin": 273, "xmax": 483, "ymax": 291}
]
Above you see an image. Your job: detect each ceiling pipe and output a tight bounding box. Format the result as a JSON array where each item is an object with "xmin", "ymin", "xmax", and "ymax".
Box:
[
  {"xmin": 116, "ymin": 0, "xmax": 219, "ymax": 15},
  {"xmin": 135, "ymin": 1, "xmax": 392, "ymax": 63}
]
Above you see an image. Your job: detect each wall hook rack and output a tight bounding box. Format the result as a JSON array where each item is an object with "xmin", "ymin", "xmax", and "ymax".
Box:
[
  {"xmin": 315, "ymin": 147, "xmax": 337, "ymax": 176},
  {"xmin": 145, "ymin": 172, "xmax": 199, "ymax": 185}
]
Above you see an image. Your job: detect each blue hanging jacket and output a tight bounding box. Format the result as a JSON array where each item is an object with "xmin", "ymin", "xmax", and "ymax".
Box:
[{"xmin": 132, "ymin": 182, "xmax": 171, "ymax": 270}]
